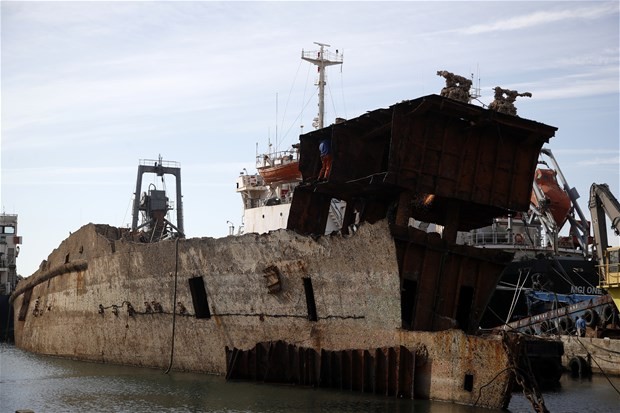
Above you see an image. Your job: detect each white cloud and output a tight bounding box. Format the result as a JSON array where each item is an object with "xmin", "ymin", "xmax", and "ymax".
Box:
[
  {"xmin": 577, "ymin": 156, "xmax": 620, "ymax": 167},
  {"xmin": 477, "ymin": 65, "xmax": 619, "ymax": 102},
  {"xmin": 460, "ymin": 3, "xmax": 618, "ymax": 35},
  {"xmin": 551, "ymin": 149, "xmax": 619, "ymax": 156}
]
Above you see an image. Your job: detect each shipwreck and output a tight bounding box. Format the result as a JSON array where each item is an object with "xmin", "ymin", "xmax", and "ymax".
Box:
[{"xmin": 11, "ymin": 92, "xmax": 558, "ymax": 409}]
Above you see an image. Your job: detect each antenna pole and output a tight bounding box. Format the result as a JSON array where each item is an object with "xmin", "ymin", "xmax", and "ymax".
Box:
[
  {"xmin": 302, "ymin": 42, "xmax": 343, "ymax": 129},
  {"xmin": 275, "ymin": 92, "xmax": 278, "ymax": 151}
]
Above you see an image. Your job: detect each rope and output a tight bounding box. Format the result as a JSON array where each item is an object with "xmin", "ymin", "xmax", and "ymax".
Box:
[
  {"xmin": 326, "ymin": 81, "xmax": 338, "ymax": 121},
  {"xmin": 505, "ymin": 269, "xmax": 531, "ymax": 325},
  {"xmin": 339, "ymin": 66, "xmax": 347, "ymax": 119},
  {"xmin": 502, "ymin": 331, "xmax": 549, "ymax": 413},
  {"xmin": 505, "ymin": 270, "xmax": 524, "ymax": 325},
  {"xmin": 276, "ymin": 58, "xmax": 304, "ymax": 150},
  {"xmin": 572, "ymin": 336, "xmax": 620, "ymax": 395},
  {"xmin": 121, "ymin": 193, "xmax": 134, "ymax": 228},
  {"xmin": 280, "ymin": 86, "xmax": 320, "ymax": 141},
  {"xmin": 473, "ymin": 366, "xmax": 516, "ymax": 406},
  {"xmin": 548, "ymin": 257, "xmax": 596, "ymax": 292},
  {"xmin": 164, "ymin": 237, "xmax": 180, "ymax": 374},
  {"xmin": 274, "ymin": 61, "xmax": 314, "ymax": 149},
  {"xmin": 583, "ymin": 337, "xmax": 620, "ymax": 355}
]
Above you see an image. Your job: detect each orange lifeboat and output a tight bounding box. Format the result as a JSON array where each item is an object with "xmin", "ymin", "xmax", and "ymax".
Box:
[
  {"xmin": 531, "ymin": 168, "xmax": 571, "ymax": 229},
  {"xmin": 258, "ymin": 161, "xmax": 302, "ymax": 185},
  {"xmin": 257, "ymin": 150, "xmax": 302, "ymax": 185}
]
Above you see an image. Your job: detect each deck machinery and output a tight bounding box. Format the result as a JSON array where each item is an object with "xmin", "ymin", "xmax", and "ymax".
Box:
[{"xmin": 131, "ymin": 156, "xmax": 184, "ymax": 241}]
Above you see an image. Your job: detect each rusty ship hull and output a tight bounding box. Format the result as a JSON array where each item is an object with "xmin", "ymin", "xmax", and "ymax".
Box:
[
  {"xmin": 11, "ymin": 94, "xmax": 558, "ymax": 409},
  {"xmin": 12, "ymin": 220, "xmax": 518, "ymax": 408}
]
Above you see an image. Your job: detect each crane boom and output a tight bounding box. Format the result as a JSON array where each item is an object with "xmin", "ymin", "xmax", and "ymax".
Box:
[
  {"xmin": 589, "ymin": 183, "xmax": 620, "ymax": 256},
  {"xmin": 590, "ymin": 183, "xmax": 620, "ymax": 311},
  {"xmin": 528, "ymin": 148, "xmax": 590, "ymax": 255}
]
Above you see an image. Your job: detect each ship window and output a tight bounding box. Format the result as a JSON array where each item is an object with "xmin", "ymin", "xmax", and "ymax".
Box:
[
  {"xmin": 3, "ymin": 226, "xmax": 15, "ymax": 234},
  {"xmin": 463, "ymin": 373, "xmax": 474, "ymax": 392},
  {"xmin": 188, "ymin": 276, "xmax": 211, "ymax": 319},
  {"xmin": 303, "ymin": 277, "xmax": 318, "ymax": 322}
]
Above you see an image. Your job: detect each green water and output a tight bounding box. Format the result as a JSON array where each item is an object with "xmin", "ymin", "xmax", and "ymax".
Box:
[{"xmin": 1, "ymin": 343, "xmax": 618, "ymax": 412}]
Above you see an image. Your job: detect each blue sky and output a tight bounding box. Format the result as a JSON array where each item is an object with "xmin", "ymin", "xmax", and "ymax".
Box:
[{"xmin": 1, "ymin": 1, "xmax": 619, "ymax": 277}]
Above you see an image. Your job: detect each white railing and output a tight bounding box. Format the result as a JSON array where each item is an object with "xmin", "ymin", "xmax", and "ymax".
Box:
[
  {"xmin": 139, "ymin": 158, "xmax": 181, "ymax": 169},
  {"xmin": 465, "ymin": 231, "xmax": 541, "ymax": 248},
  {"xmin": 256, "ymin": 149, "xmax": 299, "ymax": 169}
]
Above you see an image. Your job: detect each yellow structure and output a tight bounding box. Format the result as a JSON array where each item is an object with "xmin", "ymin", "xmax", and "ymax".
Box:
[{"xmin": 599, "ymin": 246, "xmax": 620, "ymax": 310}]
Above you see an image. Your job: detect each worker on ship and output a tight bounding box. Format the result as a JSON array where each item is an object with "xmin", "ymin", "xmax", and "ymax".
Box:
[
  {"xmin": 575, "ymin": 315, "xmax": 586, "ymax": 337},
  {"xmin": 318, "ymin": 138, "xmax": 332, "ymax": 181}
]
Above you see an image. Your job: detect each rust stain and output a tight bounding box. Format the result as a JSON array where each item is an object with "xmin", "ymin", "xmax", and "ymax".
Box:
[{"xmin": 76, "ymin": 270, "xmax": 85, "ymax": 295}]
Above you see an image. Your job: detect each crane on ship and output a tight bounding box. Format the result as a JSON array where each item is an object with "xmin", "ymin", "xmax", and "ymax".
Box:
[
  {"xmin": 131, "ymin": 155, "xmax": 184, "ymax": 242},
  {"xmin": 590, "ymin": 183, "xmax": 620, "ymax": 310},
  {"xmin": 527, "ymin": 148, "xmax": 591, "ymax": 255}
]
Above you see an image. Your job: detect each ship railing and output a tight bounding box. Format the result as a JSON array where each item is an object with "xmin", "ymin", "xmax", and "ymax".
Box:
[
  {"xmin": 301, "ymin": 49, "xmax": 344, "ymax": 64},
  {"xmin": 0, "ymin": 213, "xmax": 18, "ymax": 223},
  {"xmin": 256, "ymin": 149, "xmax": 299, "ymax": 169},
  {"xmin": 139, "ymin": 158, "xmax": 181, "ymax": 169},
  {"xmin": 466, "ymin": 231, "xmax": 541, "ymax": 248}
]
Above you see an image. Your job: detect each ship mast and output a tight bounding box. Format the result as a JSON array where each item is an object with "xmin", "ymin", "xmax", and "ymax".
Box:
[{"xmin": 301, "ymin": 42, "xmax": 343, "ymax": 129}]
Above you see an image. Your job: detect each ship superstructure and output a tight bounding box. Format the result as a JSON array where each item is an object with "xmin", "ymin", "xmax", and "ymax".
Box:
[{"xmin": 237, "ymin": 43, "xmax": 344, "ymax": 235}]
